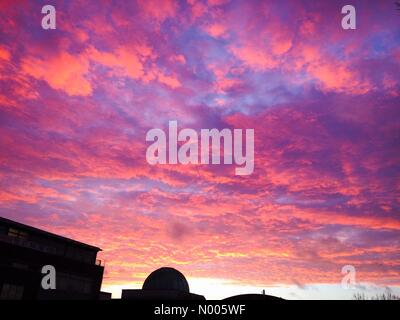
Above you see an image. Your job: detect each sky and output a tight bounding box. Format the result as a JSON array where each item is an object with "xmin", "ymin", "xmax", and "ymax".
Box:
[{"xmin": 0, "ymin": 0, "xmax": 399, "ymax": 299}]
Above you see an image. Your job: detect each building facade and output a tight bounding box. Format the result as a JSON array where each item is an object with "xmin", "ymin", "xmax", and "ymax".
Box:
[{"xmin": 0, "ymin": 217, "xmax": 105, "ymax": 300}]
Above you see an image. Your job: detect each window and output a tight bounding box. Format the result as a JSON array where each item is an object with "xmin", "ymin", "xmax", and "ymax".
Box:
[
  {"xmin": 0, "ymin": 284, "xmax": 24, "ymax": 300},
  {"xmin": 7, "ymin": 228, "xmax": 29, "ymax": 240}
]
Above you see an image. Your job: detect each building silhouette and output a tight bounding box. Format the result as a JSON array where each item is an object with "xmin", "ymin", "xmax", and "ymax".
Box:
[
  {"xmin": 0, "ymin": 217, "xmax": 105, "ymax": 300},
  {"xmin": 121, "ymin": 267, "xmax": 283, "ymax": 300},
  {"xmin": 1, "ymin": 217, "xmax": 282, "ymax": 300},
  {"xmin": 122, "ymin": 267, "xmax": 205, "ymax": 300},
  {"xmin": 224, "ymin": 294, "xmax": 283, "ymax": 300}
]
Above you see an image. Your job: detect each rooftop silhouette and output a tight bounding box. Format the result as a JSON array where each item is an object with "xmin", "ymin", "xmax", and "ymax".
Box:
[{"xmin": 143, "ymin": 267, "xmax": 190, "ymax": 293}]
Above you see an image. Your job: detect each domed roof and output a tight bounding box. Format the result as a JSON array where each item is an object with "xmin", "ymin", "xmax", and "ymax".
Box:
[{"xmin": 142, "ymin": 267, "xmax": 190, "ymax": 293}]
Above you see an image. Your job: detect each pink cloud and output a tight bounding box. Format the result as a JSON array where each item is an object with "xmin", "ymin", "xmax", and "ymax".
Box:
[
  {"xmin": 138, "ymin": 0, "xmax": 178, "ymax": 23},
  {"xmin": 21, "ymin": 51, "xmax": 92, "ymax": 96},
  {"xmin": 1, "ymin": 0, "xmax": 399, "ymax": 296}
]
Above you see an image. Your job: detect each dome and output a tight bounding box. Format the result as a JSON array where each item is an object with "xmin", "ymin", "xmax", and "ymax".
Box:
[{"xmin": 142, "ymin": 267, "xmax": 190, "ymax": 293}]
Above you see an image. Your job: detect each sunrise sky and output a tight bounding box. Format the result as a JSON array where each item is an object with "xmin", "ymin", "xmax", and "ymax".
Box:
[{"xmin": 0, "ymin": 0, "xmax": 399, "ymax": 299}]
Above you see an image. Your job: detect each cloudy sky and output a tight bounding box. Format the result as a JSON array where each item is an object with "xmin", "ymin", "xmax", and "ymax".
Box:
[{"xmin": 0, "ymin": 0, "xmax": 399, "ymax": 299}]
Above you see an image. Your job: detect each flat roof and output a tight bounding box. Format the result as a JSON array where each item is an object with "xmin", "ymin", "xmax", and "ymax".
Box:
[{"xmin": 0, "ymin": 216, "xmax": 101, "ymax": 252}]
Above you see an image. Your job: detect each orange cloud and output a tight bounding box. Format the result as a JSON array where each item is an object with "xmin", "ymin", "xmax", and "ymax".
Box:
[
  {"xmin": 0, "ymin": 46, "xmax": 11, "ymax": 61},
  {"xmin": 89, "ymin": 46, "xmax": 145, "ymax": 80},
  {"xmin": 21, "ymin": 52, "xmax": 92, "ymax": 96},
  {"xmin": 155, "ymin": 71, "xmax": 181, "ymax": 88},
  {"xmin": 230, "ymin": 44, "xmax": 279, "ymax": 70}
]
